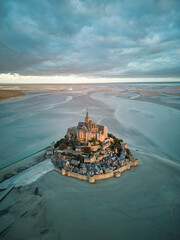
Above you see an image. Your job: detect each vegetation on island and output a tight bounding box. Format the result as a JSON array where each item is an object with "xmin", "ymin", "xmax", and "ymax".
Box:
[
  {"xmin": 55, "ymin": 138, "xmax": 82, "ymax": 150},
  {"xmin": 92, "ymin": 137, "xmax": 97, "ymax": 146},
  {"xmin": 55, "ymin": 138, "xmax": 68, "ymax": 150},
  {"xmin": 54, "ymin": 133, "xmax": 130, "ymax": 163},
  {"xmin": 84, "ymin": 147, "xmax": 91, "ymax": 154},
  {"xmin": 108, "ymin": 133, "xmax": 115, "ymax": 139},
  {"xmin": 126, "ymin": 148, "xmax": 131, "ymax": 155},
  {"xmin": 48, "ymin": 105, "xmax": 138, "ymax": 183},
  {"xmin": 48, "ymin": 131, "xmax": 138, "ymax": 183}
]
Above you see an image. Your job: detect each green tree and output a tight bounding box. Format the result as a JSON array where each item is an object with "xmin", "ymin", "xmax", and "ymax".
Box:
[
  {"xmin": 84, "ymin": 147, "xmax": 91, "ymax": 154},
  {"xmin": 72, "ymin": 139, "xmax": 80, "ymax": 150},
  {"xmin": 55, "ymin": 138, "xmax": 68, "ymax": 148},
  {"xmin": 110, "ymin": 144, "xmax": 114, "ymax": 151},
  {"xmin": 126, "ymin": 148, "xmax": 131, "ymax": 155},
  {"xmin": 92, "ymin": 138, "xmax": 97, "ymax": 145},
  {"xmin": 59, "ymin": 143, "xmax": 67, "ymax": 150},
  {"xmin": 79, "ymin": 155, "xmax": 84, "ymax": 163},
  {"xmin": 108, "ymin": 133, "xmax": 115, "ymax": 139}
]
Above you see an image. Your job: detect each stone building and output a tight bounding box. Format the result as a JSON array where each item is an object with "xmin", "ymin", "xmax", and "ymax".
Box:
[{"xmin": 66, "ymin": 107, "xmax": 108, "ymax": 143}]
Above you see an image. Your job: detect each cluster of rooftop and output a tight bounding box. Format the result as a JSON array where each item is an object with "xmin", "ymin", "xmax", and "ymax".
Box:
[{"xmin": 48, "ymin": 108, "xmax": 138, "ymax": 183}]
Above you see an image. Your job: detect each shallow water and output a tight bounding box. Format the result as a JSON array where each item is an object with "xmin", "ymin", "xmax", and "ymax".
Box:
[
  {"xmin": 0, "ymin": 88, "xmax": 112, "ymax": 168},
  {"xmin": 0, "ymin": 92, "xmax": 80, "ymax": 168},
  {"xmin": 0, "ymin": 159, "xmax": 54, "ymax": 189},
  {"xmin": 0, "ymin": 84, "xmax": 180, "ymax": 240},
  {"xmin": 92, "ymin": 91, "xmax": 180, "ymax": 162},
  {"xmin": 41, "ymin": 155, "xmax": 179, "ymax": 240},
  {"xmin": 1, "ymin": 151, "xmax": 179, "ymax": 240}
]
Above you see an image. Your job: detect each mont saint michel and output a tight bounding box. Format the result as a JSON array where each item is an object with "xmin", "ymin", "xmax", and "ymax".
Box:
[
  {"xmin": 0, "ymin": 0, "xmax": 180, "ymax": 238},
  {"xmin": 48, "ymin": 107, "xmax": 138, "ymax": 183},
  {"xmin": 0, "ymin": 84, "xmax": 179, "ymax": 240}
]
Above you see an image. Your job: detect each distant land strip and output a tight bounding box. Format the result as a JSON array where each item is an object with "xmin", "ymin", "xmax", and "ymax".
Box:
[{"xmin": 0, "ymin": 90, "xmax": 27, "ymax": 100}]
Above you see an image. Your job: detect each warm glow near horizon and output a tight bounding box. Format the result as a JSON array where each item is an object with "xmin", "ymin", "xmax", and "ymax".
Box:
[{"xmin": 0, "ymin": 73, "xmax": 180, "ymax": 84}]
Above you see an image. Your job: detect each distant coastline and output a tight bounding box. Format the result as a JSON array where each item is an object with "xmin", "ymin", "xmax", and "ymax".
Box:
[
  {"xmin": 0, "ymin": 90, "xmax": 27, "ymax": 100},
  {"xmin": 0, "ymin": 82, "xmax": 180, "ymax": 88}
]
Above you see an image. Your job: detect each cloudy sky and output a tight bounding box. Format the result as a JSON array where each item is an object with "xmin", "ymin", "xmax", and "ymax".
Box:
[{"xmin": 0, "ymin": 0, "xmax": 180, "ymax": 83}]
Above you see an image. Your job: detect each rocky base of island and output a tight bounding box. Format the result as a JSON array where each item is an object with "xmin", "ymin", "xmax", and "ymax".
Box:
[{"xmin": 47, "ymin": 133, "xmax": 138, "ymax": 184}]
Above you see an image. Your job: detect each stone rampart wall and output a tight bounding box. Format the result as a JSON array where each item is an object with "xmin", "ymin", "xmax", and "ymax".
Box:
[
  {"xmin": 54, "ymin": 167, "xmax": 61, "ymax": 173},
  {"xmin": 67, "ymin": 171, "xmax": 88, "ymax": 181},
  {"xmin": 54, "ymin": 160, "xmax": 138, "ymax": 183},
  {"xmin": 130, "ymin": 160, "xmax": 138, "ymax": 167},
  {"xmin": 94, "ymin": 171, "xmax": 114, "ymax": 180},
  {"xmin": 114, "ymin": 164, "xmax": 130, "ymax": 173}
]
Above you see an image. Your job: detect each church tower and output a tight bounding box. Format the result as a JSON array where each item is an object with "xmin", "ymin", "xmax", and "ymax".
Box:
[{"xmin": 85, "ymin": 105, "xmax": 90, "ymax": 123}]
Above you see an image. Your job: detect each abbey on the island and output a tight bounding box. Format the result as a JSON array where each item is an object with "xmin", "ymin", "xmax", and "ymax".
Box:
[
  {"xmin": 66, "ymin": 107, "xmax": 108, "ymax": 143},
  {"xmin": 49, "ymin": 106, "xmax": 138, "ymax": 183},
  {"xmin": 77, "ymin": 107, "xmax": 108, "ymax": 142}
]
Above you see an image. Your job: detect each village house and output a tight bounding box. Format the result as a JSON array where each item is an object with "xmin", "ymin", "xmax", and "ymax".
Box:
[
  {"xmin": 84, "ymin": 154, "xmax": 96, "ymax": 163},
  {"xmin": 71, "ymin": 159, "xmax": 80, "ymax": 166},
  {"xmin": 46, "ymin": 146, "xmax": 54, "ymax": 156}
]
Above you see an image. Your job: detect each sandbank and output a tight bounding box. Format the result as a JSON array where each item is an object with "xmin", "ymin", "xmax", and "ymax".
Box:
[
  {"xmin": 0, "ymin": 90, "xmax": 26, "ymax": 101},
  {"xmin": 0, "ymin": 151, "xmax": 179, "ymax": 240},
  {"xmin": 0, "ymin": 150, "xmax": 47, "ymax": 184},
  {"xmin": 0, "ymin": 83, "xmax": 179, "ymax": 240}
]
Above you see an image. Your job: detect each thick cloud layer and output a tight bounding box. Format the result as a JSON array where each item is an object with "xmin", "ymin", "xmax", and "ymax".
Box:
[{"xmin": 0, "ymin": 0, "xmax": 180, "ymax": 79}]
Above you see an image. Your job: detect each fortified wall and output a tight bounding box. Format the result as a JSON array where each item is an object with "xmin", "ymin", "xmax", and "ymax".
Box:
[{"xmin": 54, "ymin": 159, "xmax": 138, "ymax": 183}]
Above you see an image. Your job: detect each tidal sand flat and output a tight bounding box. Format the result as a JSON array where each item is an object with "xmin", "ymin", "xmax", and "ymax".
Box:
[
  {"xmin": 92, "ymin": 90, "xmax": 180, "ymax": 162},
  {"xmin": 0, "ymin": 153, "xmax": 179, "ymax": 240},
  {"xmin": 0, "ymin": 90, "xmax": 26, "ymax": 100},
  {"xmin": 0, "ymin": 86, "xmax": 112, "ymax": 169},
  {"xmin": 0, "ymin": 83, "xmax": 180, "ymax": 240}
]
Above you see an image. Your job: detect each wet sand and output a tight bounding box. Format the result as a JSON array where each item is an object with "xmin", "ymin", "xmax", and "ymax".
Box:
[
  {"xmin": 0, "ymin": 83, "xmax": 180, "ymax": 240},
  {"xmin": 0, "ymin": 152, "xmax": 179, "ymax": 240},
  {"xmin": 0, "ymin": 150, "xmax": 47, "ymax": 183},
  {"xmin": 0, "ymin": 90, "xmax": 26, "ymax": 100}
]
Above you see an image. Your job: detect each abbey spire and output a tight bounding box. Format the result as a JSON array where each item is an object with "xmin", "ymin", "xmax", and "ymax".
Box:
[{"xmin": 85, "ymin": 105, "xmax": 90, "ymax": 123}]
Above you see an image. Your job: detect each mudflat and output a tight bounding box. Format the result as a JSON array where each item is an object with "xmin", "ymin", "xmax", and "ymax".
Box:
[
  {"xmin": 0, "ymin": 83, "xmax": 179, "ymax": 240},
  {"xmin": 0, "ymin": 90, "xmax": 26, "ymax": 100}
]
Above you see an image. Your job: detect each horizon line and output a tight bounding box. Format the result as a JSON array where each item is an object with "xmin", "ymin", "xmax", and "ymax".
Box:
[{"xmin": 0, "ymin": 81, "xmax": 180, "ymax": 85}]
